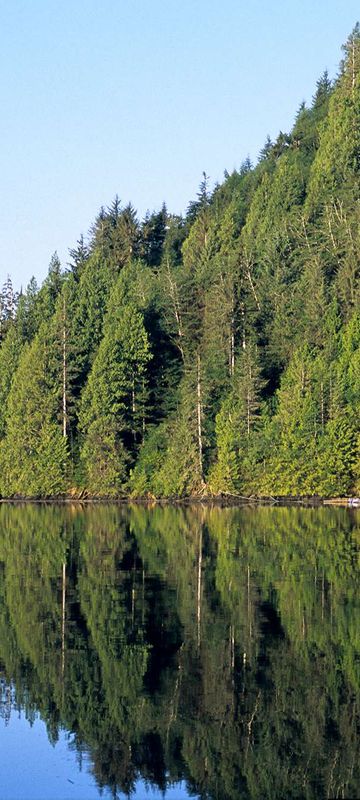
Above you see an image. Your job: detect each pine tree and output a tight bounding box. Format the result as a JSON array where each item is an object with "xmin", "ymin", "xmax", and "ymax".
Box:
[
  {"xmin": 0, "ymin": 325, "xmax": 68, "ymax": 497},
  {"xmin": 0, "ymin": 275, "xmax": 17, "ymax": 342},
  {"xmin": 261, "ymin": 347, "xmax": 325, "ymax": 495},
  {"xmin": 209, "ymin": 344, "xmax": 265, "ymax": 493},
  {"xmin": 306, "ymin": 25, "xmax": 360, "ymax": 218},
  {"xmin": 0, "ymin": 325, "xmax": 24, "ymax": 440},
  {"xmin": 36, "ymin": 252, "xmax": 64, "ymax": 322},
  {"xmin": 186, "ymin": 172, "xmax": 211, "ymax": 223},
  {"xmin": 1, "ymin": 27, "xmax": 360, "ymax": 498},
  {"xmin": 140, "ymin": 204, "xmax": 167, "ymax": 267},
  {"xmin": 68, "ymin": 234, "xmax": 89, "ymax": 280},
  {"xmin": 79, "ymin": 303, "xmax": 151, "ymax": 494}
]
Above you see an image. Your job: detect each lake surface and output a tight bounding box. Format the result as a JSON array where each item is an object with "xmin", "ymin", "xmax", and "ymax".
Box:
[{"xmin": 0, "ymin": 504, "xmax": 359, "ymax": 799}]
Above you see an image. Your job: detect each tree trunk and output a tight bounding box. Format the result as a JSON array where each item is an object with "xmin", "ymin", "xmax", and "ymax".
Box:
[
  {"xmin": 229, "ymin": 303, "xmax": 235, "ymax": 377},
  {"xmin": 61, "ymin": 561, "xmax": 66, "ymax": 679},
  {"xmin": 197, "ymin": 353, "xmax": 204, "ymax": 483},
  {"xmin": 62, "ymin": 296, "xmax": 67, "ymax": 438},
  {"xmin": 197, "ymin": 525, "xmax": 202, "ymax": 648},
  {"xmin": 132, "ymin": 375, "xmax": 136, "ymax": 445}
]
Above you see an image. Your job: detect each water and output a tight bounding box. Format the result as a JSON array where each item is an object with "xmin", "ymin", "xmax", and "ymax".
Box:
[{"xmin": 0, "ymin": 503, "xmax": 359, "ymax": 800}]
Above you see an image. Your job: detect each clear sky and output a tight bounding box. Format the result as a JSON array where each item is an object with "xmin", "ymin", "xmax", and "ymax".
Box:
[{"xmin": 0, "ymin": 0, "xmax": 359, "ymax": 289}]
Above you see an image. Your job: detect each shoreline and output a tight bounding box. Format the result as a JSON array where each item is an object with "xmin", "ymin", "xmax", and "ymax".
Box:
[{"xmin": 0, "ymin": 494, "xmax": 359, "ymax": 508}]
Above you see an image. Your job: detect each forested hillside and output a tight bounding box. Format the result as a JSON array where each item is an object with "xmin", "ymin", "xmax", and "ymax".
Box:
[{"xmin": 1, "ymin": 27, "xmax": 360, "ymax": 498}]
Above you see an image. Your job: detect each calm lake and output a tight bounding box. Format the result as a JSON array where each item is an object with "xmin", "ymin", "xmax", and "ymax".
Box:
[{"xmin": 0, "ymin": 504, "xmax": 359, "ymax": 800}]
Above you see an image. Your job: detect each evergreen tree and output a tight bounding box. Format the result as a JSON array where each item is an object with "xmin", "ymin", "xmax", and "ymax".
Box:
[
  {"xmin": 140, "ymin": 204, "xmax": 168, "ymax": 267},
  {"xmin": 0, "ymin": 325, "xmax": 68, "ymax": 496},
  {"xmin": 0, "ymin": 275, "xmax": 17, "ymax": 342},
  {"xmin": 209, "ymin": 345, "xmax": 265, "ymax": 493},
  {"xmin": 79, "ymin": 303, "xmax": 151, "ymax": 494},
  {"xmin": 68, "ymin": 234, "xmax": 90, "ymax": 279},
  {"xmin": 0, "ymin": 325, "xmax": 24, "ymax": 440},
  {"xmin": 1, "ymin": 27, "xmax": 360, "ymax": 498}
]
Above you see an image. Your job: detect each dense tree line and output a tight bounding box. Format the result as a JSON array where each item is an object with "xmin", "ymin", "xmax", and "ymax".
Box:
[
  {"xmin": 0, "ymin": 504, "xmax": 360, "ymax": 799},
  {"xmin": 1, "ymin": 28, "xmax": 360, "ymax": 497}
]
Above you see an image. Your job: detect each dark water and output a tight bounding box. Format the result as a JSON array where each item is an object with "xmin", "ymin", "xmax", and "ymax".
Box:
[{"xmin": 0, "ymin": 504, "xmax": 359, "ymax": 800}]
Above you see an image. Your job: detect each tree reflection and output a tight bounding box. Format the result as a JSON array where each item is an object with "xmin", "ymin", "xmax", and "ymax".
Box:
[{"xmin": 0, "ymin": 503, "xmax": 359, "ymax": 799}]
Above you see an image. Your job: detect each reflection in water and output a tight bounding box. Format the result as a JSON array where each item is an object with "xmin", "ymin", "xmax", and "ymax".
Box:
[{"xmin": 0, "ymin": 504, "xmax": 359, "ymax": 799}]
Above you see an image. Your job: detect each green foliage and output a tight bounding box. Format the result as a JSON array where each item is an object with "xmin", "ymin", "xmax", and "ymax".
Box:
[
  {"xmin": 1, "ymin": 505, "xmax": 360, "ymax": 798},
  {"xmin": 0, "ymin": 326, "xmax": 68, "ymax": 496},
  {"xmin": 79, "ymin": 299, "xmax": 151, "ymax": 494},
  {"xmin": 0, "ymin": 325, "xmax": 24, "ymax": 439},
  {"xmin": 2, "ymin": 28, "xmax": 360, "ymax": 497},
  {"xmin": 129, "ymin": 424, "xmax": 169, "ymax": 496},
  {"xmin": 209, "ymin": 345, "xmax": 265, "ymax": 493},
  {"xmin": 306, "ymin": 26, "xmax": 360, "ymax": 217}
]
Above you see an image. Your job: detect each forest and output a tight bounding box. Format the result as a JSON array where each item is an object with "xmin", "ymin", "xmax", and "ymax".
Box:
[{"xmin": 1, "ymin": 27, "xmax": 360, "ymax": 498}]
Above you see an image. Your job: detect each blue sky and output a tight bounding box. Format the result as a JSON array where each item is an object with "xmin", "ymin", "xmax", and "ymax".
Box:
[{"xmin": 0, "ymin": 0, "xmax": 359, "ymax": 289}]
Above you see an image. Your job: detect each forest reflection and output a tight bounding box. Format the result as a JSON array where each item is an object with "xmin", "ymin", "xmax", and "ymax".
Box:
[{"xmin": 0, "ymin": 504, "xmax": 359, "ymax": 799}]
